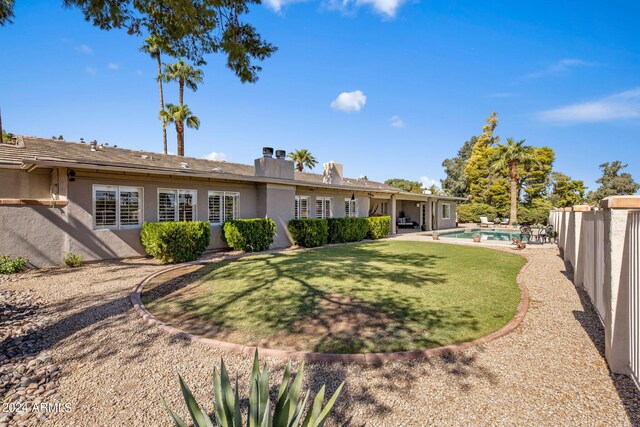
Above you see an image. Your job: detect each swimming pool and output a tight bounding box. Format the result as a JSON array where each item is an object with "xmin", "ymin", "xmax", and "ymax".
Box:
[{"xmin": 440, "ymin": 229, "xmax": 521, "ymax": 241}]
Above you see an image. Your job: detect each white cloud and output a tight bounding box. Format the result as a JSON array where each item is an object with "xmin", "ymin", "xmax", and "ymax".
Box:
[
  {"xmin": 326, "ymin": 0, "xmax": 405, "ymax": 17},
  {"xmin": 523, "ymin": 58, "xmax": 590, "ymax": 79},
  {"xmin": 390, "ymin": 115, "xmax": 405, "ymax": 128},
  {"xmin": 108, "ymin": 63, "xmax": 120, "ymax": 71},
  {"xmin": 263, "ymin": 0, "xmax": 306, "ymax": 13},
  {"xmin": 536, "ymin": 87, "xmax": 640, "ymax": 124},
  {"xmin": 330, "ymin": 90, "xmax": 366, "ymax": 112},
  {"xmin": 85, "ymin": 66, "xmax": 97, "ymax": 76},
  {"xmin": 419, "ymin": 176, "xmax": 436, "ymax": 189},
  {"xmin": 76, "ymin": 44, "xmax": 93, "ymax": 55},
  {"xmin": 204, "ymin": 151, "xmax": 230, "ymax": 162}
]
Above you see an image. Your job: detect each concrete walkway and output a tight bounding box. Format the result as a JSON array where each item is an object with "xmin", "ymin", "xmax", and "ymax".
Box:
[{"xmin": 2, "ymin": 244, "xmax": 639, "ymax": 426}]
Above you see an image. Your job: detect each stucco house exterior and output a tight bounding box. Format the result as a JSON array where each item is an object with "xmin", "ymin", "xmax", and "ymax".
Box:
[{"xmin": 0, "ymin": 136, "xmax": 463, "ymax": 267}]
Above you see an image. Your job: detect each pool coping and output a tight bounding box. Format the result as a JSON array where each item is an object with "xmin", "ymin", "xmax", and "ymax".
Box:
[{"xmin": 130, "ymin": 244, "xmax": 531, "ymax": 364}]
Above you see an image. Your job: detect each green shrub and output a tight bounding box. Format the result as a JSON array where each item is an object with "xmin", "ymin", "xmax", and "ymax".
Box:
[
  {"xmin": 141, "ymin": 221, "xmax": 211, "ymax": 263},
  {"xmin": 517, "ymin": 206, "xmax": 549, "ymax": 225},
  {"xmin": 223, "ymin": 218, "xmax": 276, "ymax": 252},
  {"xmin": 327, "ymin": 217, "xmax": 369, "ymax": 244},
  {"xmin": 456, "ymin": 203, "xmax": 500, "ymax": 223},
  {"xmin": 64, "ymin": 252, "xmax": 83, "ymax": 268},
  {"xmin": 288, "ymin": 218, "xmax": 329, "ymax": 247},
  {"xmin": 366, "ymin": 216, "xmax": 391, "ymax": 239},
  {"xmin": 163, "ymin": 350, "xmax": 344, "ymax": 427},
  {"xmin": 0, "ymin": 255, "xmax": 28, "ymax": 274}
]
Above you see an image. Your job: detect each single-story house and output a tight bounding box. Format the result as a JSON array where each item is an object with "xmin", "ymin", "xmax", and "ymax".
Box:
[{"xmin": 0, "ymin": 136, "xmax": 464, "ymax": 266}]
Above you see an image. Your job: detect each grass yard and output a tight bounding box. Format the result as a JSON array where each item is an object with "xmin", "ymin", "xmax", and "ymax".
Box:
[{"xmin": 143, "ymin": 241, "xmax": 526, "ymax": 353}]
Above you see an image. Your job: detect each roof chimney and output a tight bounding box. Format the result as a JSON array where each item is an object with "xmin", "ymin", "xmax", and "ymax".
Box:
[
  {"xmin": 255, "ymin": 147, "xmax": 294, "ymax": 180},
  {"xmin": 322, "ymin": 161, "xmax": 343, "ymax": 185}
]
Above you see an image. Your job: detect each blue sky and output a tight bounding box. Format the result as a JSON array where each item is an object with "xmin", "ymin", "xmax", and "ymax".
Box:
[{"xmin": 2, "ymin": 1, "xmax": 640, "ymax": 192}]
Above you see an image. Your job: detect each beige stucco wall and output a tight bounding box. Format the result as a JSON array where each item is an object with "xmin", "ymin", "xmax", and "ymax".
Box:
[
  {"xmin": 258, "ymin": 183, "xmax": 296, "ymax": 248},
  {"xmin": 0, "ymin": 168, "xmax": 53, "ymax": 199},
  {"xmin": 436, "ymin": 200, "xmax": 457, "ymax": 229}
]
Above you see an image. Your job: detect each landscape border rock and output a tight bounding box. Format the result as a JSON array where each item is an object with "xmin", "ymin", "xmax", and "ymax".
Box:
[{"xmin": 131, "ymin": 245, "xmax": 531, "ymax": 364}]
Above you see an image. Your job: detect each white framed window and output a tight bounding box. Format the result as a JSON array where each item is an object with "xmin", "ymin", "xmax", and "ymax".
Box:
[
  {"xmin": 295, "ymin": 195, "xmax": 310, "ymax": 219},
  {"xmin": 316, "ymin": 197, "xmax": 332, "ymax": 219},
  {"xmin": 208, "ymin": 191, "xmax": 239, "ymax": 224},
  {"xmin": 344, "ymin": 198, "xmax": 358, "ymax": 218},
  {"xmin": 93, "ymin": 185, "xmax": 143, "ymax": 229},
  {"xmin": 380, "ymin": 201, "xmax": 388, "ymax": 215},
  {"xmin": 158, "ymin": 189, "xmax": 197, "ymax": 222},
  {"xmin": 441, "ymin": 203, "xmax": 451, "ymax": 220}
]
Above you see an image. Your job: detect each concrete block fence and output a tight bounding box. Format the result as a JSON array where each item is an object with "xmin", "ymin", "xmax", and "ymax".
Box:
[{"xmin": 549, "ymin": 196, "xmax": 640, "ymax": 386}]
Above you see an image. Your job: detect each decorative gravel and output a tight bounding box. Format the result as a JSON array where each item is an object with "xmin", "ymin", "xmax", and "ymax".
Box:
[{"xmin": 2, "ymin": 245, "xmax": 639, "ymax": 426}]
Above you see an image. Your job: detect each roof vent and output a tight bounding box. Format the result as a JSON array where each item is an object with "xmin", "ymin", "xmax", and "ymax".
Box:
[
  {"xmin": 262, "ymin": 147, "xmax": 274, "ymax": 158},
  {"xmin": 141, "ymin": 154, "xmax": 149, "ymax": 160},
  {"xmin": 275, "ymin": 150, "xmax": 286, "ymax": 160},
  {"xmin": 180, "ymin": 162, "xmax": 189, "ymax": 169},
  {"xmin": 212, "ymin": 167, "xmax": 224, "ymax": 173}
]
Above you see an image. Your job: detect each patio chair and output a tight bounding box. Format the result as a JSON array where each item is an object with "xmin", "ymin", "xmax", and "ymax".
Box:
[
  {"xmin": 519, "ymin": 225, "xmax": 532, "ymax": 243},
  {"xmin": 500, "ymin": 218, "xmax": 510, "ymax": 227},
  {"xmin": 480, "ymin": 216, "xmax": 491, "ymax": 228}
]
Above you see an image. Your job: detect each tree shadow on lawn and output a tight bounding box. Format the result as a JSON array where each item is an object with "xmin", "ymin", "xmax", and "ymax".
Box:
[{"xmin": 144, "ymin": 244, "xmax": 492, "ymax": 353}]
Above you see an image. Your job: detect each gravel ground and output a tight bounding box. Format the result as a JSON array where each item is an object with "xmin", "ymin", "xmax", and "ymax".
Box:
[{"xmin": 1, "ymin": 245, "xmax": 639, "ymax": 426}]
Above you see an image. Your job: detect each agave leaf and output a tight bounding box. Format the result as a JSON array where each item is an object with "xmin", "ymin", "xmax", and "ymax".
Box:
[
  {"xmin": 287, "ymin": 362, "xmax": 305, "ymax": 420},
  {"xmin": 259, "ymin": 367, "xmax": 270, "ymax": 416},
  {"xmin": 248, "ymin": 376, "xmax": 260, "ymax": 427},
  {"xmin": 178, "ymin": 373, "xmax": 214, "ymax": 427},
  {"xmin": 234, "ymin": 375, "xmax": 242, "ymax": 427},
  {"xmin": 314, "ymin": 382, "xmax": 345, "ymax": 427},
  {"xmin": 252, "ymin": 349, "xmax": 260, "ymax": 381},
  {"xmin": 212, "ymin": 368, "xmax": 226, "ymax": 426},
  {"xmin": 301, "ymin": 386, "xmax": 325, "ymax": 427},
  {"xmin": 220, "ymin": 359, "xmax": 237, "ymax": 425},
  {"xmin": 277, "ymin": 361, "xmax": 292, "ymax": 402},
  {"xmin": 260, "ymin": 399, "xmax": 272, "ymax": 427},
  {"xmin": 162, "ymin": 397, "xmax": 189, "ymax": 427},
  {"xmin": 273, "ymin": 361, "xmax": 292, "ymax": 427},
  {"xmin": 289, "ymin": 390, "xmax": 310, "ymax": 427}
]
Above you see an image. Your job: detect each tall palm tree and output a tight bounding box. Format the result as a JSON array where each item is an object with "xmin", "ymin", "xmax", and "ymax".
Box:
[
  {"xmin": 160, "ymin": 104, "xmax": 200, "ymax": 157},
  {"xmin": 288, "ymin": 149, "xmax": 318, "ymax": 172},
  {"xmin": 162, "ymin": 60, "xmax": 204, "ymax": 106},
  {"xmin": 492, "ymin": 138, "xmax": 536, "ymax": 225},
  {"xmin": 140, "ymin": 35, "xmax": 170, "ymax": 154}
]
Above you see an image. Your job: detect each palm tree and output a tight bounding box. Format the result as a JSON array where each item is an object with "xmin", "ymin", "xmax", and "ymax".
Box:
[
  {"xmin": 288, "ymin": 149, "xmax": 318, "ymax": 172},
  {"xmin": 160, "ymin": 104, "xmax": 200, "ymax": 157},
  {"xmin": 140, "ymin": 35, "xmax": 170, "ymax": 154},
  {"xmin": 492, "ymin": 138, "xmax": 536, "ymax": 225},
  {"xmin": 162, "ymin": 60, "xmax": 204, "ymax": 106}
]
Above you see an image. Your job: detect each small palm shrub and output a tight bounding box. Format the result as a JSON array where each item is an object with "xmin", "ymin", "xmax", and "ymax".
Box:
[
  {"xmin": 141, "ymin": 222, "xmax": 211, "ymax": 263},
  {"xmin": 164, "ymin": 351, "xmax": 344, "ymax": 427},
  {"xmin": 288, "ymin": 219, "xmax": 329, "ymax": 247},
  {"xmin": 64, "ymin": 252, "xmax": 83, "ymax": 268},
  {"xmin": 0, "ymin": 255, "xmax": 28, "ymax": 274},
  {"xmin": 366, "ymin": 216, "xmax": 391, "ymax": 239},
  {"xmin": 223, "ymin": 219, "xmax": 277, "ymax": 252}
]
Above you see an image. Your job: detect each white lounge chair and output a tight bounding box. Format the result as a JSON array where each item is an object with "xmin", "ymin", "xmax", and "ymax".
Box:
[
  {"xmin": 480, "ymin": 216, "xmax": 490, "ymax": 228},
  {"xmin": 500, "ymin": 218, "xmax": 510, "ymax": 227}
]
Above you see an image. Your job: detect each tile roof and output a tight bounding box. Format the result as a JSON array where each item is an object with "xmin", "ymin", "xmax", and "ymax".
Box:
[{"xmin": 0, "ymin": 136, "xmax": 408, "ymax": 194}]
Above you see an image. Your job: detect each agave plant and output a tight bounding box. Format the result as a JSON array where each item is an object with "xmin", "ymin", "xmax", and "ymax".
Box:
[{"xmin": 163, "ymin": 351, "xmax": 344, "ymax": 427}]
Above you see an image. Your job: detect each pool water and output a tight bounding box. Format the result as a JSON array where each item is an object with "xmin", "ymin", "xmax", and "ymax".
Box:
[{"xmin": 440, "ymin": 229, "xmax": 522, "ymax": 241}]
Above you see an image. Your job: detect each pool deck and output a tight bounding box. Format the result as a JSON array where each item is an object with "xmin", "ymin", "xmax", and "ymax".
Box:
[{"xmin": 392, "ymin": 227, "xmax": 554, "ymax": 249}]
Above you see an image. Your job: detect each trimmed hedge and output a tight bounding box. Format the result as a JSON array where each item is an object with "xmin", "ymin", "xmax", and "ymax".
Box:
[
  {"xmin": 223, "ymin": 218, "xmax": 277, "ymax": 252},
  {"xmin": 288, "ymin": 219, "xmax": 329, "ymax": 248},
  {"xmin": 366, "ymin": 216, "xmax": 391, "ymax": 239},
  {"xmin": 517, "ymin": 206, "xmax": 549, "ymax": 226},
  {"xmin": 456, "ymin": 203, "xmax": 501, "ymax": 223},
  {"xmin": 141, "ymin": 221, "xmax": 211, "ymax": 263},
  {"xmin": 327, "ymin": 217, "xmax": 369, "ymax": 244}
]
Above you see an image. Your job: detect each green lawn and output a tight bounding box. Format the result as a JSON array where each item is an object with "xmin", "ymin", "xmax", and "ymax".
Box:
[{"xmin": 143, "ymin": 241, "xmax": 526, "ymax": 353}]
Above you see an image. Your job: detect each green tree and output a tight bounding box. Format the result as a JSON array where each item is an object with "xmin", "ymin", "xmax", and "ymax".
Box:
[
  {"xmin": 549, "ymin": 172, "xmax": 586, "ymax": 208},
  {"xmin": 384, "ymin": 178, "xmax": 423, "ymax": 194},
  {"xmin": 62, "ymin": 0, "xmax": 277, "ymax": 72},
  {"xmin": 287, "ymin": 149, "xmax": 317, "ymax": 172},
  {"xmin": 160, "ymin": 104, "xmax": 200, "ymax": 156},
  {"xmin": 141, "ymin": 35, "xmax": 170, "ymax": 154},
  {"xmin": 521, "ymin": 146, "xmax": 555, "ymax": 204},
  {"xmin": 441, "ymin": 137, "xmax": 475, "ymax": 197},
  {"xmin": 491, "ymin": 138, "xmax": 536, "ymax": 224},
  {"xmin": 0, "ymin": 0, "xmax": 14, "ymax": 26},
  {"xmin": 465, "ymin": 112, "xmax": 501, "ymax": 205},
  {"xmin": 163, "ymin": 60, "xmax": 203, "ymax": 106},
  {"xmin": 587, "ymin": 161, "xmax": 640, "ymax": 204}
]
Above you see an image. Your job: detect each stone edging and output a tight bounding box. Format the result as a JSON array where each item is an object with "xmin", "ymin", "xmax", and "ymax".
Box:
[{"xmin": 130, "ymin": 248, "xmax": 531, "ymax": 364}]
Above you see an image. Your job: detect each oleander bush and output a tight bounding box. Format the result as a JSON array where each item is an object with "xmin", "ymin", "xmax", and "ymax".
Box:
[
  {"xmin": 366, "ymin": 216, "xmax": 391, "ymax": 239},
  {"xmin": 141, "ymin": 221, "xmax": 211, "ymax": 263},
  {"xmin": 327, "ymin": 217, "xmax": 369, "ymax": 244},
  {"xmin": 0, "ymin": 254, "xmax": 28, "ymax": 274},
  {"xmin": 288, "ymin": 218, "xmax": 329, "ymax": 248},
  {"xmin": 456, "ymin": 203, "xmax": 500, "ymax": 223},
  {"xmin": 63, "ymin": 252, "xmax": 83, "ymax": 268},
  {"xmin": 163, "ymin": 350, "xmax": 344, "ymax": 427},
  {"xmin": 223, "ymin": 218, "xmax": 277, "ymax": 252}
]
